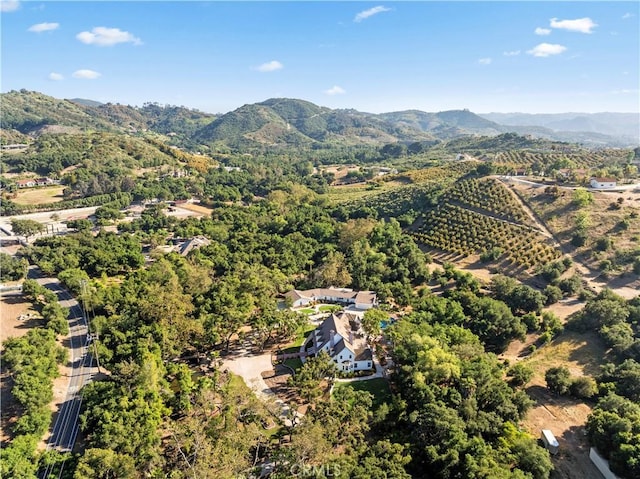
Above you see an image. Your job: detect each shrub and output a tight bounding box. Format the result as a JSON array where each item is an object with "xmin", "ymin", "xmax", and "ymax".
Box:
[
  {"xmin": 507, "ymin": 363, "xmax": 534, "ymax": 387},
  {"xmin": 570, "ymin": 376, "xmax": 598, "ymax": 399},
  {"xmin": 544, "ymin": 285, "xmax": 563, "ymax": 305},
  {"xmin": 545, "ymin": 366, "xmax": 572, "ymax": 395}
]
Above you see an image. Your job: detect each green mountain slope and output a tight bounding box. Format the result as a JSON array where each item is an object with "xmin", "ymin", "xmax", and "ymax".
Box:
[
  {"xmin": 194, "ymin": 98, "xmax": 435, "ymax": 147},
  {"xmin": 1, "ymin": 90, "xmax": 216, "ymax": 142},
  {"xmin": 1, "ymin": 90, "xmax": 114, "ymax": 133}
]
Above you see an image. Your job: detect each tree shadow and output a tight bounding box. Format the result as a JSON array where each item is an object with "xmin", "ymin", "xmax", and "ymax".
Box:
[
  {"xmin": 564, "ymin": 332, "xmax": 610, "ymax": 376},
  {"xmin": 1, "ymin": 294, "xmax": 31, "ymax": 306},
  {"xmin": 13, "ymin": 317, "xmax": 45, "ymax": 331},
  {"xmin": 525, "ymin": 384, "xmax": 594, "ymax": 414}
]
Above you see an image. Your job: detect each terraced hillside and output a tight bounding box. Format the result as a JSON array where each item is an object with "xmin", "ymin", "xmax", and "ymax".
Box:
[{"xmin": 411, "ymin": 177, "xmax": 561, "ymax": 271}]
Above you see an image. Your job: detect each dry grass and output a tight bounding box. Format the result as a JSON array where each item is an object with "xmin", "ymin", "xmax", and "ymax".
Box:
[
  {"xmin": 514, "ymin": 184, "xmax": 640, "ymax": 270},
  {"xmin": 524, "ymin": 330, "xmax": 608, "ymax": 381},
  {"xmin": 12, "ymin": 186, "xmax": 65, "ymax": 205}
]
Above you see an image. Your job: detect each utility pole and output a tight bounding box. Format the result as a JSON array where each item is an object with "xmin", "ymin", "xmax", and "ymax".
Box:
[{"xmin": 81, "ymin": 280, "xmax": 101, "ymax": 373}]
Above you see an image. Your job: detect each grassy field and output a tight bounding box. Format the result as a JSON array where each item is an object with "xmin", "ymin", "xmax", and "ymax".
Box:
[
  {"xmin": 514, "ymin": 183, "xmax": 640, "ymax": 275},
  {"xmin": 522, "ymin": 329, "xmax": 608, "ymax": 382},
  {"xmin": 12, "ymin": 186, "xmax": 65, "ymax": 205},
  {"xmin": 332, "ymin": 378, "xmax": 391, "ymax": 409}
]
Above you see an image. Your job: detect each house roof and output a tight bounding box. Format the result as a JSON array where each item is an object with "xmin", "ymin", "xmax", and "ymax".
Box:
[
  {"xmin": 354, "ymin": 291, "xmax": 377, "ymax": 305},
  {"xmin": 591, "ymin": 177, "xmax": 616, "ymax": 183},
  {"xmin": 283, "ymin": 290, "xmax": 306, "ymax": 301},
  {"xmin": 284, "ymin": 287, "xmax": 377, "ymax": 306},
  {"xmin": 179, "ymin": 235, "xmax": 211, "ymax": 256},
  {"xmin": 315, "ymin": 312, "xmax": 371, "ymax": 363}
]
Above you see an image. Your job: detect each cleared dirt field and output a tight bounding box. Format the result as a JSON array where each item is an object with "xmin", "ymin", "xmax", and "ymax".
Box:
[
  {"xmin": 1, "ymin": 292, "xmax": 41, "ymax": 343},
  {"xmin": 12, "ymin": 186, "xmax": 66, "ymax": 205},
  {"xmin": 175, "ymin": 202, "xmax": 214, "ymax": 216}
]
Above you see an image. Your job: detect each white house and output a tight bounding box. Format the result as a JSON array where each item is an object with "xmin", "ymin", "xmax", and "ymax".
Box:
[
  {"xmin": 305, "ymin": 312, "xmax": 373, "ymax": 372},
  {"xmin": 590, "ymin": 177, "xmax": 617, "ymax": 189},
  {"xmin": 283, "ymin": 287, "xmax": 377, "ymax": 310}
]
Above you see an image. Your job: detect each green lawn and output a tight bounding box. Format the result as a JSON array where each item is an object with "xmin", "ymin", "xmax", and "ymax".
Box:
[
  {"xmin": 318, "ymin": 304, "xmax": 341, "ymax": 313},
  {"xmin": 298, "ymin": 308, "xmax": 316, "ymax": 315},
  {"xmin": 284, "ymin": 358, "xmax": 303, "ymax": 372},
  {"xmin": 332, "ymin": 378, "xmax": 391, "ymax": 409},
  {"xmin": 281, "ymin": 325, "xmax": 315, "ymax": 354}
]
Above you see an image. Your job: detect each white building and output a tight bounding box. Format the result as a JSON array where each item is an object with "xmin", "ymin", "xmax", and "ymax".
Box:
[
  {"xmin": 305, "ymin": 312, "xmax": 373, "ymax": 372},
  {"xmin": 283, "ymin": 287, "xmax": 377, "ymax": 310},
  {"xmin": 590, "ymin": 177, "xmax": 617, "ymax": 189}
]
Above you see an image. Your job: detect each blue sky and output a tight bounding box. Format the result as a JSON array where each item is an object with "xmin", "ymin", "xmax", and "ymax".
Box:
[{"xmin": 1, "ymin": 1, "xmax": 638, "ymax": 114}]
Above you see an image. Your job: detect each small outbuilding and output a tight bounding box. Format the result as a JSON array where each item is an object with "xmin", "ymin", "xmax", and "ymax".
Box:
[
  {"xmin": 540, "ymin": 429, "xmax": 559, "ymax": 455},
  {"xmin": 590, "ymin": 177, "xmax": 617, "ymax": 189}
]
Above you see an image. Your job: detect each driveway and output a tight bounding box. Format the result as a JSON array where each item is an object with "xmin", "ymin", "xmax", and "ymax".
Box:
[{"xmin": 221, "ymin": 345, "xmax": 303, "ymax": 425}]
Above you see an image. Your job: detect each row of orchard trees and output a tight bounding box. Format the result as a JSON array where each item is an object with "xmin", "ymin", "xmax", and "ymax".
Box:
[{"xmin": 414, "ymin": 203, "xmax": 560, "ymax": 270}]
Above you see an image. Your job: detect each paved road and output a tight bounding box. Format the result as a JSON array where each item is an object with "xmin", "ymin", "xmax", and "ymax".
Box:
[{"xmin": 29, "ymin": 268, "xmax": 97, "ymax": 478}]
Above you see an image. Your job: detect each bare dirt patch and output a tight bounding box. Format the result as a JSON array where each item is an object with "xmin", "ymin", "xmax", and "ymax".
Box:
[
  {"xmin": 524, "ymin": 386, "xmax": 599, "ymax": 479},
  {"xmin": 13, "ymin": 186, "xmax": 66, "ymax": 205},
  {"xmin": 1, "ymin": 292, "xmax": 42, "ymax": 343},
  {"xmin": 175, "ymin": 202, "xmax": 214, "ymax": 216}
]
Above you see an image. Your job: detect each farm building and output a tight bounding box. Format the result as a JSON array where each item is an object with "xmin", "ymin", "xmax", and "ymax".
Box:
[{"xmin": 590, "ymin": 177, "xmax": 617, "ymax": 189}]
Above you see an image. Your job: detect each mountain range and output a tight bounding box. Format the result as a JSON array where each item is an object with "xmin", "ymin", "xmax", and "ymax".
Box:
[{"xmin": 1, "ymin": 90, "xmax": 637, "ymax": 148}]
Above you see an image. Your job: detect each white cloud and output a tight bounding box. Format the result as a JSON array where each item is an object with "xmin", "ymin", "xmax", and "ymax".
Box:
[
  {"xmin": 535, "ymin": 27, "xmax": 551, "ymax": 36},
  {"xmin": 324, "ymin": 85, "xmax": 346, "ymax": 95},
  {"xmin": 72, "ymin": 69, "xmax": 101, "ymax": 79},
  {"xmin": 478, "ymin": 57, "xmax": 492, "ymax": 65},
  {"xmin": 354, "ymin": 5, "xmax": 391, "ymax": 23},
  {"xmin": 48, "ymin": 72, "xmax": 63, "ymax": 81},
  {"xmin": 550, "ymin": 17, "xmax": 597, "ymax": 34},
  {"xmin": 255, "ymin": 60, "xmax": 283, "ymax": 72},
  {"xmin": 0, "ymin": 1, "xmax": 20, "ymax": 12},
  {"xmin": 28, "ymin": 22, "xmax": 59, "ymax": 33},
  {"xmin": 503, "ymin": 50, "xmax": 521, "ymax": 56},
  {"xmin": 622, "ymin": 13, "xmax": 634, "ymax": 20},
  {"xmin": 527, "ymin": 43, "xmax": 567, "ymax": 57},
  {"xmin": 76, "ymin": 27, "xmax": 141, "ymax": 46}
]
